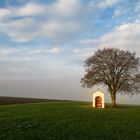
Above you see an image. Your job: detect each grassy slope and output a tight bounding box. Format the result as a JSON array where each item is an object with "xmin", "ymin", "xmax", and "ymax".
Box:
[{"xmin": 0, "ymin": 102, "xmax": 140, "ymax": 140}]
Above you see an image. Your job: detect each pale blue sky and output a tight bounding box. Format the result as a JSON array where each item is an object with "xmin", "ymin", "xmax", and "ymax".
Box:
[{"xmin": 0, "ymin": 0, "xmax": 140, "ymax": 104}]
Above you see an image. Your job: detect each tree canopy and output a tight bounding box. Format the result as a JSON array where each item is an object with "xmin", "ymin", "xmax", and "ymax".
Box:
[{"xmin": 81, "ymin": 48, "xmax": 140, "ymax": 107}]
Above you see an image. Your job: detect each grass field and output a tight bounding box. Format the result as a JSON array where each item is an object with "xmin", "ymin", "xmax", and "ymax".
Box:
[{"xmin": 0, "ymin": 101, "xmax": 140, "ymax": 140}]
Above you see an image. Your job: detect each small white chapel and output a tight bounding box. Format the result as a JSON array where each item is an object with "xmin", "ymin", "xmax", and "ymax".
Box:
[{"xmin": 92, "ymin": 91, "xmax": 105, "ymax": 108}]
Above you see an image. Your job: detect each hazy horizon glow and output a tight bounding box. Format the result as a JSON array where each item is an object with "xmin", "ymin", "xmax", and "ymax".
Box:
[{"xmin": 0, "ymin": 0, "xmax": 140, "ymax": 104}]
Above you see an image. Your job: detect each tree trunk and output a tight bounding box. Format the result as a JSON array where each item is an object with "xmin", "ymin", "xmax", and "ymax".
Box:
[{"xmin": 111, "ymin": 94, "xmax": 117, "ymax": 107}]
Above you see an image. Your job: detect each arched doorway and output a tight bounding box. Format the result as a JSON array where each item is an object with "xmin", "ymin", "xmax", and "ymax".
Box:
[{"xmin": 95, "ymin": 96, "xmax": 102, "ymax": 108}]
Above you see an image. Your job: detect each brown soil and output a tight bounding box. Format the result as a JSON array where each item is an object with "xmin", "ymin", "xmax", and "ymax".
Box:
[{"xmin": 0, "ymin": 96, "xmax": 62, "ymax": 105}]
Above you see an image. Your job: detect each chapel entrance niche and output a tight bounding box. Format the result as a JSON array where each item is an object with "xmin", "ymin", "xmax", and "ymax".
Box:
[{"xmin": 95, "ymin": 96, "xmax": 102, "ymax": 108}]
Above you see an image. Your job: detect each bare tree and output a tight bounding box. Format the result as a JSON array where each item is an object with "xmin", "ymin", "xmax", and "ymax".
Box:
[{"xmin": 81, "ymin": 48, "xmax": 140, "ymax": 107}]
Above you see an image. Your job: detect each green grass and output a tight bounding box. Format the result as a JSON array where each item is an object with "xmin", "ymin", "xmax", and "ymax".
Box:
[{"xmin": 0, "ymin": 101, "xmax": 140, "ymax": 140}]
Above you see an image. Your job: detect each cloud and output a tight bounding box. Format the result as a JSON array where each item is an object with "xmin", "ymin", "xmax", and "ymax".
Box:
[
  {"xmin": 78, "ymin": 21, "xmax": 140, "ymax": 57},
  {"xmin": 97, "ymin": 0, "xmax": 121, "ymax": 9},
  {"xmin": 1, "ymin": 0, "xmax": 123, "ymax": 44},
  {"xmin": 113, "ymin": 7, "xmax": 128, "ymax": 17},
  {"xmin": 50, "ymin": 0, "xmax": 81, "ymax": 17},
  {"xmin": 0, "ymin": 46, "xmax": 64, "ymax": 75},
  {"xmin": 16, "ymin": 2, "xmax": 47, "ymax": 16},
  {"xmin": 0, "ymin": 0, "xmax": 122, "ymax": 43},
  {"xmin": 70, "ymin": 47, "xmax": 98, "ymax": 68},
  {"xmin": 135, "ymin": 1, "xmax": 140, "ymax": 12},
  {"xmin": 0, "ymin": 18, "xmax": 40, "ymax": 42},
  {"xmin": 42, "ymin": 19, "xmax": 82, "ymax": 39},
  {"xmin": 79, "ymin": 39, "xmax": 100, "ymax": 47},
  {"xmin": 73, "ymin": 48, "xmax": 97, "ymax": 58},
  {"xmin": 0, "ymin": 17, "xmax": 82, "ymax": 42},
  {"xmin": 89, "ymin": 0, "xmax": 120, "ymax": 11},
  {"xmin": 15, "ymin": 0, "xmax": 81, "ymax": 17},
  {"xmin": 99, "ymin": 22, "xmax": 140, "ymax": 52},
  {"xmin": 29, "ymin": 47, "xmax": 63, "ymax": 55},
  {"xmin": 0, "ymin": 8, "xmax": 11, "ymax": 18},
  {"xmin": 0, "ymin": 0, "xmax": 83, "ymax": 42},
  {"xmin": 0, "ymin": 45, "xmax": 86, "ymax": 79},
  {"xmin": 0, "ymin": 46, "xmax": 63, "ymax": 56},
  {"xmin": 0, "ymin": 46, "xmax": 63, "ymax": 74}
]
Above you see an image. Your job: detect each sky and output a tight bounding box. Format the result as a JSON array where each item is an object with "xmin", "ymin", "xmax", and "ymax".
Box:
[{"xmin": 0, "ymin": 0, "xmax": 140, "ymax": 105}]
